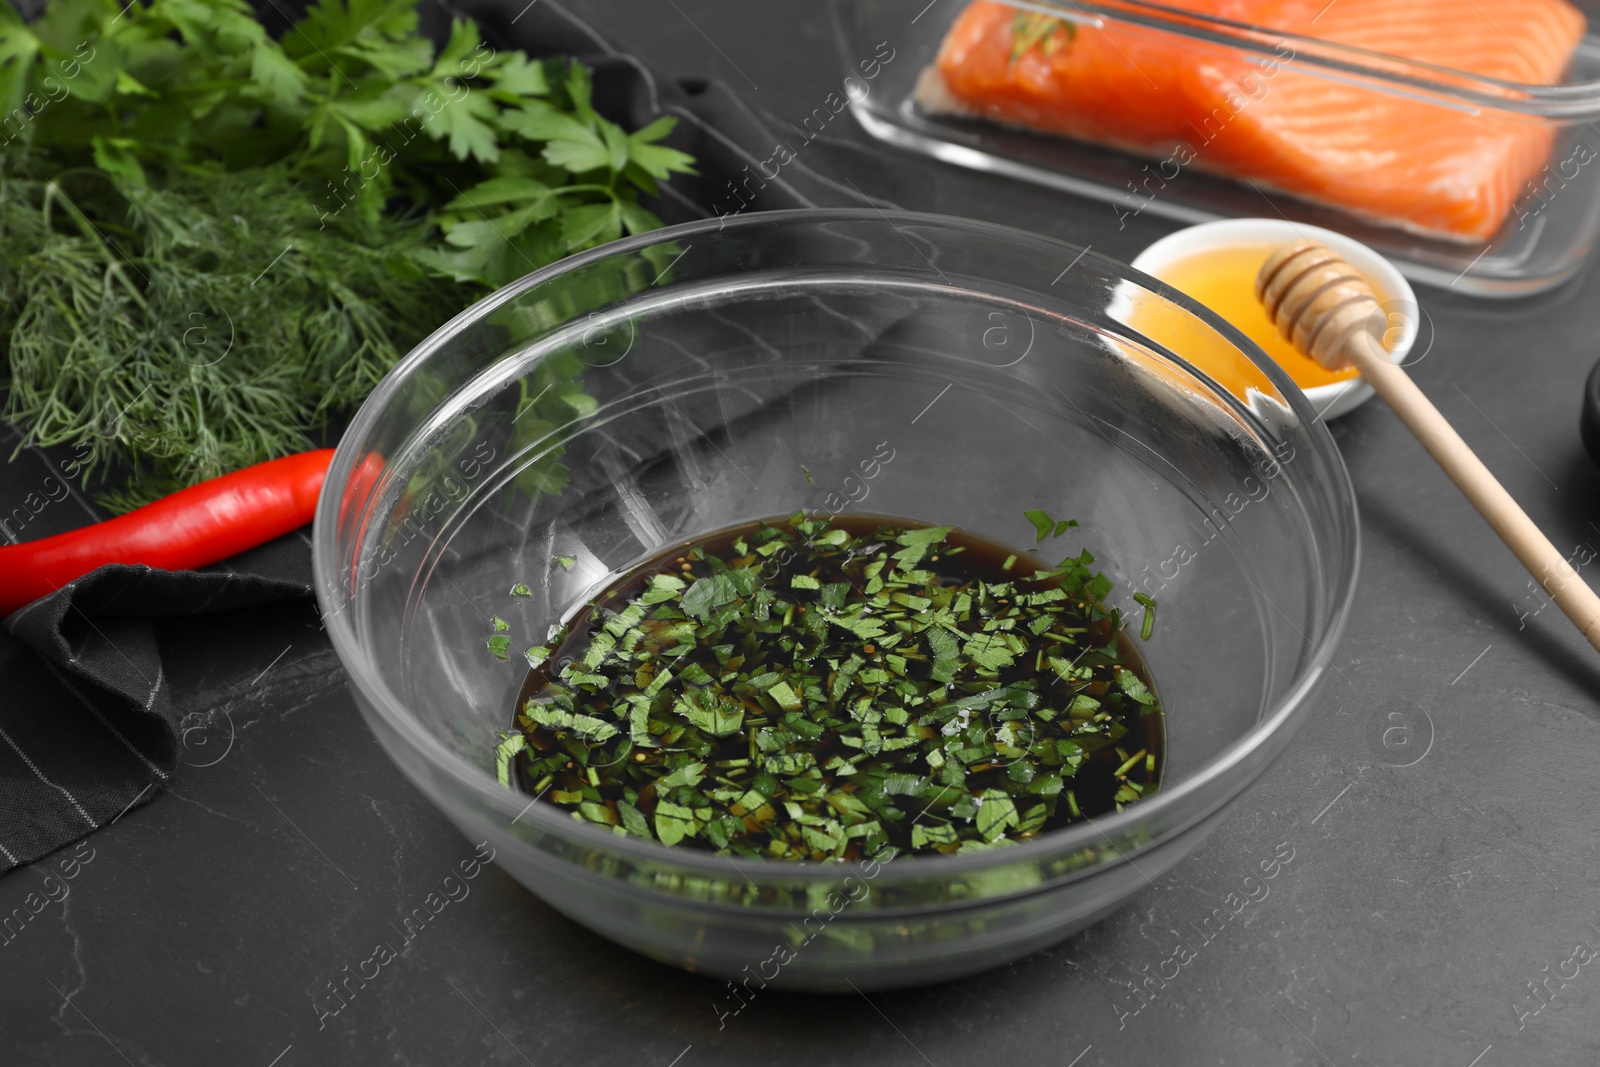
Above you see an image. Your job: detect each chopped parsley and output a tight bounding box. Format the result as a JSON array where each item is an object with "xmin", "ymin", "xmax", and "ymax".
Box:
[{"xmin": 494, "ymin": 513, "xmax": 1163, "ymax": 860}]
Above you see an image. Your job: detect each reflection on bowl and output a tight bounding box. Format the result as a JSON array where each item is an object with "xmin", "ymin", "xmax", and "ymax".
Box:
[{"xmin": 313, "ymin": 209, "xmax": 1360, "ymax": 991}]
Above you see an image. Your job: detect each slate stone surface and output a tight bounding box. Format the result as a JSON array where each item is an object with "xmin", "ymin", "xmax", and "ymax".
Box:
[{"xmin": 5, "ymin": 2, "xmax": 1600, "ymax": 1064}]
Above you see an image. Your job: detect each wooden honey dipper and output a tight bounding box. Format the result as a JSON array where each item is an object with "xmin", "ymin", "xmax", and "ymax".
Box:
[{"xmin": 1257, "ymin": 239, "xmax": 1600, "ymax": 654}]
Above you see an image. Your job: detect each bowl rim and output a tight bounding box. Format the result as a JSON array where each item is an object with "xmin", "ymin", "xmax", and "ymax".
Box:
[{"xmin": 313, "ymin": 207, "xmax": 1362, "ymax": 883}]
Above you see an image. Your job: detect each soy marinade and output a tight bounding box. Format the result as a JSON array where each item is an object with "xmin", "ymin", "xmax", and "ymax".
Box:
[{"xmin": 497, "ymin": 513, "xmax": 1163, "ymax": 860}]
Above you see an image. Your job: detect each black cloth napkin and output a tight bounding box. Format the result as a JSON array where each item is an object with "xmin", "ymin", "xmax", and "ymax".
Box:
[{"xmin": 0, "ymin": 0, "xmax": 904, "ymax": 875}]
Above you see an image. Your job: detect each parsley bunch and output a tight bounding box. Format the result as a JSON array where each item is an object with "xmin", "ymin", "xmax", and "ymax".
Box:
[
  {"xmin": 495, "ymin": 515, "xmax": 1163, "ymax": 861},
  {"xmin": 0, "ymin": 0, "xmax": 693, "ymax": 506}
]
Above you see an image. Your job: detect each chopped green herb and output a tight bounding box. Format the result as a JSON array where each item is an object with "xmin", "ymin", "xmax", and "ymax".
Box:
[
  {"xmin": 1115, "ymin": 667, "xmax": 1157, "ymax": 707},
  {"xmin": 1010, "ymin": 10, "xmax": 1078, "ymax": 65},
  {"xmin": 1024, "ymin": 509, "xmax": 1054, "ymax": 543},
  {"xmin": 1133, "ymin": 591, "xmax": 1157, "ymax": 640},
  {"xmin": 486, "ymin": 634, "xmax": 511, "ymax": 661},
  {"xmin": 494, "ymin": 733, "xmax": 526, "ymax": 787},
  {"xmin": 1023, "ymin": 509, "xmax": 1080, "ymax": 544},
  {"xmin": 494, "ymin": 513, "xmax": 1162, "ymax": 859},
  {"xmin": 554, "ymin": 556, "xmax": 577, "ymax": 571},
  {"xmin": 510, "ymin": 583, "xmax": 533, "ymax": 598}
]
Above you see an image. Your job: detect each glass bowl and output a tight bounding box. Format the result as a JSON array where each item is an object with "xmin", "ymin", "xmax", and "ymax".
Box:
[{"xmin": 312, "ymin": 209, "xmax": 1359, "ymax": 991}]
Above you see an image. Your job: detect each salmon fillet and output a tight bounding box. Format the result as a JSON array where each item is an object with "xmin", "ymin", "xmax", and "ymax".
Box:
[{"xmin": 925, "ymin": 0, "xmax": 1587, "ymax": 242}]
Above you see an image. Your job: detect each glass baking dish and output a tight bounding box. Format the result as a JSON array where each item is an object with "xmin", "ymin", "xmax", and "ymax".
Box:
[{"xmin": 831, "ymin": 0, "xmax": 1600, "ymax": 296}]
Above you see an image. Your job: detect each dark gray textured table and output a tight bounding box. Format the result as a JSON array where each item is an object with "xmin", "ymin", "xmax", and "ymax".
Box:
[{"xmin": 6, "ymin": 2, "xmax": 1600, "ymax": 1064}]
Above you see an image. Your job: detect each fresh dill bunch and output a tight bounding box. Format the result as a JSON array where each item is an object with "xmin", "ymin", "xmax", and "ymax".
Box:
[{"xmin": 0, "ymin": 163, "xmax": 471, "ymax": 508}]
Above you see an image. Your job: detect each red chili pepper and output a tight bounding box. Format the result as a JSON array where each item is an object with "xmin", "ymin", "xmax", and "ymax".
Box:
[{"xmin": 0, "ymin": 449, "xmax": 335, "ymax": 617}]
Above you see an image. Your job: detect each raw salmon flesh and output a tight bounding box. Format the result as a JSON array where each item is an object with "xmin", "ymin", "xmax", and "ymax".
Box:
[{"xmin": 922, "ymin": 0, "xmax": 1587, "ymax": 242}]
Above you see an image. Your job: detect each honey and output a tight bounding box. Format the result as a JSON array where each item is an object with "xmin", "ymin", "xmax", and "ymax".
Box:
[{"xmin": 1154, "ymin": 242, "xmax": 1366, "ymax": 392}]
